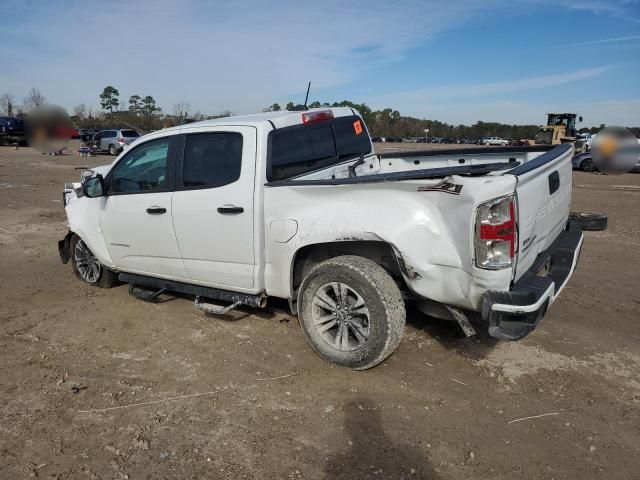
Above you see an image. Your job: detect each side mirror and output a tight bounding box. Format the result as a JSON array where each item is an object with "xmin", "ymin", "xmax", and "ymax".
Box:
[
  {"xmin": 579, "ymin": 116, "xmax": 583, "ymax": 123},
  {"xmin": 79, "ymin": 168, "xmax": 94, "ymax": 183},
  {"xmin": 82, "ymin": 174, "xmax": 105, "ymax": 198}
]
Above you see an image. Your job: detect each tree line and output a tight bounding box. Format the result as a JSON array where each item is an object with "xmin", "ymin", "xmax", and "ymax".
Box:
[
  {"xmin": 264, "ymin": 100, "xmax": 545, "ymax": 138},
  {"xmin": 72, "ymin": 85, "xmax": 231, "ymax": 131},
  {"xmin": 0, "ymin": 88, "xmax": 47, "ymax": 117},
  {"xmin": 2, "ymin": 87, "xmax": 638, "ymax": 139},
  {"xmin": 264, "ymin": 100, "xmax": 639, "ymax": 139}
]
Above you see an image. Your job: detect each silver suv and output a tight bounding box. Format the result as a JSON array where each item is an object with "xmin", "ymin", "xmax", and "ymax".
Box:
[{"xmin": 92, "ymin": 129, "xmax": 140, "ymax": 155}]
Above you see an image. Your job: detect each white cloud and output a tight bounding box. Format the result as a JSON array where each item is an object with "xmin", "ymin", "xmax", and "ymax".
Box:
[
  {"xmin": 1, "ymin": 0, "xmax": 636, "ymax": 123},
  {"xmin": 370, "ymin": 66, "xmax": 612, "ymax": 111},
  {"xmin": 559, "ymin": 35, "xmax": 640, "ymax": 48},
  {"xmin": 523, "ymin": 0, "xmax": 640, "ymax": 18},
  {"xmin": 366, "ymin": 64, "xmax": 640, "ymax": 126},
  {"xmin": 0, "ymin": 0, "xmax": 488, "ymax": 114}
]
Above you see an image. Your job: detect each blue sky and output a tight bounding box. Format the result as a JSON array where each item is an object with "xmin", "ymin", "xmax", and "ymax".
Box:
[{"xmin": 1, "ymin": 0, "xmax": 639, "ymax": 126}]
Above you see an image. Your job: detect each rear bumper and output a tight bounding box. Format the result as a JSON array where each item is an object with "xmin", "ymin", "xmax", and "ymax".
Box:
[{"xmin": 481, "ymin": 223, "xmax": 584, "ymax": 340}]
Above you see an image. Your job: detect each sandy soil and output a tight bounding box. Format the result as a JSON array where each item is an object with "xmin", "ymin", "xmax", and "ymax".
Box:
[{"xmin": 0, "ymin": 144, "xmax": 639, "ymax": 479}]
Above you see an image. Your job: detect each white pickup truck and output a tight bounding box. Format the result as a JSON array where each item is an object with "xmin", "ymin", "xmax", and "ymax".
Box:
[
  {"xmin": 59, "ymin": 107, "xmax": 593, "ymax": 369},
  {"xmin": 482, "ymin": 137, "xmax": 510, "ymax": 146}
]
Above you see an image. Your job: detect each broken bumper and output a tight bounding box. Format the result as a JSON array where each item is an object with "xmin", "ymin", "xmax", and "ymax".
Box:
[
  {"xmin": 58, "ymin": 231, "xmax": 73, "ymax": 264},
  {"xmin": 481, "ymin": 224, "xmax": 584, "ymax": 340}
]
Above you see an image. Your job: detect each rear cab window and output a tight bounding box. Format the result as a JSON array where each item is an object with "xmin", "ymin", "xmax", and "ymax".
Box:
[{"xmin": 268, "ymin": 114, "xmax": 371, "ymax": 181}]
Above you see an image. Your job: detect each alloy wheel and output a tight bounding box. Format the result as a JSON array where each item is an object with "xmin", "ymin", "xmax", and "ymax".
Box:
[{"xmin": 311, "ymin": 282, "xmax": 371, "ymax": 352}]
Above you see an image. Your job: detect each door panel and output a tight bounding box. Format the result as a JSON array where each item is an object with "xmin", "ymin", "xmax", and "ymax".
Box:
[
  {"xmin": 100, "ymin": 134, "xmax": 187, "ymax": 279},
  {"xmin": 171, "ymin": 126, "xmax": 257, "ymax": 290},
  {"xmin": 101, "ymin": 193, "xmax": 187, "ymax": 278}
]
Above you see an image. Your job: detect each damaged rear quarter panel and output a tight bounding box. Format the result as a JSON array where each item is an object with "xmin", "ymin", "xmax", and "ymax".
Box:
[{"xmin": 263, "ymin": 174, "xmax": 517, "ymax": 310}]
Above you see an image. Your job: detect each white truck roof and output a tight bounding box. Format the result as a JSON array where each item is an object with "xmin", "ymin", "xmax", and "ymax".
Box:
[{"xmin": 166, "ymin": 107, "xmax": 358, "ymax": 132}]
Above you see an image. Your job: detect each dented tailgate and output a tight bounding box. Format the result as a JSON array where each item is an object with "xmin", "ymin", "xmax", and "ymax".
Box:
[{"xmin": 511, "ymin": 144, "xmax": 574, "ymax": 281}]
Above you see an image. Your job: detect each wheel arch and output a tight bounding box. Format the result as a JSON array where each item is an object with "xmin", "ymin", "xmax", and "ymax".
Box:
[{"xmin": 288, "ymin": 240, "xmax": 408, "ymax": 314}]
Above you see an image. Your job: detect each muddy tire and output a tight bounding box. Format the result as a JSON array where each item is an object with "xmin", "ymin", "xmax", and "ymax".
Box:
[
  {"xmin": 70, "ymin": 234, "xmax": 118, "ymax": 288},
  {"xmin": 298, "ymin": 255, "xmax": 405, "ymax": 370},
  {"xmin": 569, "ymin": 212, "xmax": 608, "ymax": 231}
]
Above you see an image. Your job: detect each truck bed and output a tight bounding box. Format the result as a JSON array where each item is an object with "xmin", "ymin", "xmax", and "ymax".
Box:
[{"xmin": 265, "ymin": 145, "xmax": 561, "ymax": 186}]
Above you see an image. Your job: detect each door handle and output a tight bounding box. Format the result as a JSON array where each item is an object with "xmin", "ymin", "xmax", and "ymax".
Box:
[
  {"xmin": 217, "ymin": 205, "xmax": 244, "ymax": 214},
  {"xmin": 146, "ymin": 206, "xmax": 167, "ymax": 214}
]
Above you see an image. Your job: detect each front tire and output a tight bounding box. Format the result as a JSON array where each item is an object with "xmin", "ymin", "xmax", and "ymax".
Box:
[
  {"xmin": 580, "ymin": 157, "xmax": 595, "ymax": 172},
  {"xmin": 70, "ymin": 235, "xmax": 118, "ymax": 288},
  {"xmin": 298, "ymin": 255, "xmax": 406, "ymax": 370}
]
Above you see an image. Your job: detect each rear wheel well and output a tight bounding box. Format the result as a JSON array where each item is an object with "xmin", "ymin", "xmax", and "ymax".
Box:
[{"xmin": 290, "ymin": 241, "xmax": 406, "ymax": 313}]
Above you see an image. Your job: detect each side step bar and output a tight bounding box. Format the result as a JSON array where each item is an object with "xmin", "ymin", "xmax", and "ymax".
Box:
[
  {"xmin": 118, "ymin": 273, "xmax": 267, "ymax": 309},
  {"xmin": 194, "ymin": 298, "xmax": 242, "ymax": 315}
]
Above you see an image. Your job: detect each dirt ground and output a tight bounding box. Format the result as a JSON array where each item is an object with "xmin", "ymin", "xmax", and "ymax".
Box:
[{"xmin": 1, "ymin": 143, "xmax": 639, "ymax": 480}]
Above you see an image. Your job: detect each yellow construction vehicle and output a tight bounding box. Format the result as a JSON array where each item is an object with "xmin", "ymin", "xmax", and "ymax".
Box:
[{"xmin": 535, "ymin": 113, "xmax": 583, "ymax": 147}]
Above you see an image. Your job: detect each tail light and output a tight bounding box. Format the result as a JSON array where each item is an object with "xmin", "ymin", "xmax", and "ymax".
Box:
[
  {"xmin": 117, "ymin": 137, "xmax": 126, "ymax": 143},
  {"xmin": 302, "ymin": 110, "xmax": 334, "ymax": 124},
  {"xmin": 474, "ymin": 195, "xmax": 516, "ymax": 270}
]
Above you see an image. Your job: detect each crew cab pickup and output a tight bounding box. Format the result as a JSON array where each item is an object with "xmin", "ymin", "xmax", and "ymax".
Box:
[
  {"xmin": 58, "ymin": 107, "xmax": 591, "ymax": 369},
  {"xmin": 482, "ymin": 136, "xmax": 509, "ymax": 146}
]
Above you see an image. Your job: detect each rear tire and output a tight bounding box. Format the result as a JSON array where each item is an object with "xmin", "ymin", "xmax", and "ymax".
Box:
[
  {"xmin": 298, "ymin": 255, "xmax": 405, "ymax": 370},
  {"xmin": 70, "ymin": 234, "xmax": 118, "ymax": 288},
  {"xmin": 108, "ymin": 144, "xmax": 116, "ymax": 155}
]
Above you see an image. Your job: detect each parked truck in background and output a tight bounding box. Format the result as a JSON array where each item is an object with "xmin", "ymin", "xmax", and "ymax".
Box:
[
  {"xmin": 481, "ymin": 136, "xmax": 509, "ymax": 146},
  {"xmin": 58, "ymin": 107, "xmax": 597, "ymax": 369}
]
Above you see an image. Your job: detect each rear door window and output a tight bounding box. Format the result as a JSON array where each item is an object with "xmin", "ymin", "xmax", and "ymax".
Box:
[
  {"xmin": 268, "ymin": 115, "xmax": 371, "ymax": 181},
  {"xmin": 181, "ymin": 132, "xmax": 243, "ymax": 189}
]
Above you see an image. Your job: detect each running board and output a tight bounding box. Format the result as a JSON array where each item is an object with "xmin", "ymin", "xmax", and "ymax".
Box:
[
  {"xmin": 118, "ymin": 273, "xmax": 267, "ymax": 309},
  {"xmin": 129, "ymin": 284, "xmax": 166, "ymax": 301},
  {"xmin": 194, "ymin": 298, "xmax": 241, "ymax": 315}
]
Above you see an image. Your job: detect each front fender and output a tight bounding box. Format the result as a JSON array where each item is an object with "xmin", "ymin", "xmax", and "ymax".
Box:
[{"xmin": 64, "ymin": 196, "xmax": 115, "ymax": 268}]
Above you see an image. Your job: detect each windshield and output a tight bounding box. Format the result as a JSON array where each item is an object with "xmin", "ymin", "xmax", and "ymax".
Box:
[{"xmin": 268, "ymin": 115, "xmax": 372, "ymax": 181}]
